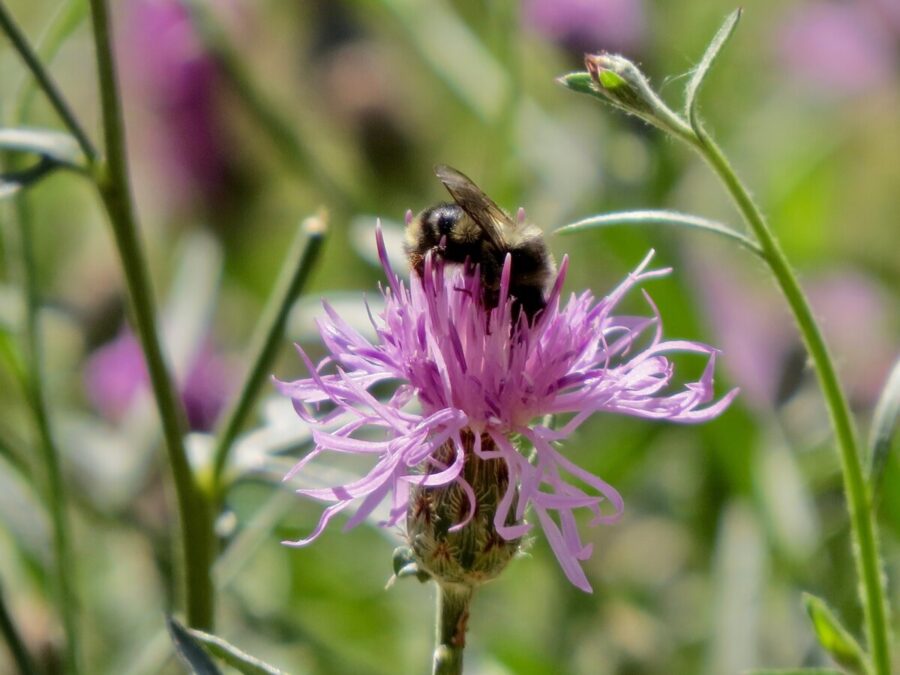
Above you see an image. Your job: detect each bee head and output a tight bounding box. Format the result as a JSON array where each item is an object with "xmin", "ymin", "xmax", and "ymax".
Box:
[{"xmin": 424, "ymin": 204, "xmax": 463, "ymax": 242}]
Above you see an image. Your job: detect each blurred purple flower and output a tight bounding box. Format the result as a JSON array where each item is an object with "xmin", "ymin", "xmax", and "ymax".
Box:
[
  {"xmin": 278, "ymin": 226, "xmax": 735, "ymax": 592},
  {"xmin": 119, "ymin": 0, "xmax": 232, "ymax": 207},
  {"xmin": 85, "ymin": 331, "xmax": 233, "ymax": 432},
  {"xmin": 691, "ymin": 252, "xmax": 896, "ymax": 410},
  {"xmin": 777, "ymin": 1, "xmax": 896, "ymax": 96},
  {"xmin": 523, "ymin": 0, "xmax": 645, "ymax": 53}
]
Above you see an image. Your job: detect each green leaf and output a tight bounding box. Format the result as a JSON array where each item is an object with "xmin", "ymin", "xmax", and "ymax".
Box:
[
  {"xmin": 802, "ymin": 593, "xmax": 870, "ymax": 674},
  {"xmin": 0, "ymin": 127, "xmax": 85, "ymax": 199},
  {"xmin": 166, "ymin": 617, "xmax": 222, "ymax": 675},
  {"xmin": 0, "ymin": 161, "xmax": 57, "ymax": 200},
  {"xmin": 557, "ymin": 71, "xmax": 596, "ymax": 97},
  {"xmin": 0, "ymin": 127, "xmax": 84, "ymax": 167},
  {"xmin": 186, "ymin": 628, "xmax": 287, "ymax": 675},
  {"xmin": 867, "ymin": 357, "xmax": 900, "ymax": 497},
  {"xmin": 0, "ymin": 328, "xmax": 26, "ymax": 390},
  {"xmin": 684, "ymin": 9, "xmax": 742, "ymax": 129},
  {"xmin": 554, "ymin": 209, "xmax": 764, "ymax": 258}
]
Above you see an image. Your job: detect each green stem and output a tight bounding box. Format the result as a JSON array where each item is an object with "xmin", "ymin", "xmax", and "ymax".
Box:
[
  {"xmin": 209, "ymin": 214, "xmax": 326, "ymax": 494},
  {"xmin": 87, "ymin": 0, "xmax": 215, "ymax": 629},
  {"xmin": 0, "ymin": 576, "xmax": 39, "ymax": 675},
  {"xmin": 0, "ymin": 0, "xmax": 96, "ymax": 162},
  {"xmin": 12, "ymin": 193, "xmax": 81, "ymax": 675},
  {"xmin": 13, "ymin": 0, "xmax": 89, "ymax": 124},
  {"xmin": 687, "ymin": 128, "xmax": 891, "ymax": 675},
  {"xmin": 432, "ymin": 584, "xmax": 473, "ymax": 675}
]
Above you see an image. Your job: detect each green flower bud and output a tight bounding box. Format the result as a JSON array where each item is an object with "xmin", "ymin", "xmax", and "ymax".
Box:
[
  {"xmin": 406, "ymin": 431, "xmax": 521, "ymax": 589},
  {"xmin": 561, "ymin": 53, "xmax": 693, "ymax": 142},
  {"xmin": 585, "ymin": 53, "xmax": 658, "ymax": 116}
]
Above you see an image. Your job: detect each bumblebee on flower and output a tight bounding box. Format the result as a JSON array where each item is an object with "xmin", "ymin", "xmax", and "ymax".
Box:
[{"xmin": 278, "ymin": 210, "xmax": 736, "ymax": 593}]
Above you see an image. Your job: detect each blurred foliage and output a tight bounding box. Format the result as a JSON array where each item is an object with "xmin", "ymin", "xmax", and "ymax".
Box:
[{"xmin": 0, "ymin": 0, "xmax": 898, "ymax": 673}]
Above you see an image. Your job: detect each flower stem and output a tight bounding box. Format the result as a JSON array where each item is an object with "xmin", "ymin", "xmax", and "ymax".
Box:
[
  {"xmin": 11, "ymin": 192, "xmax": 82, "ymax": 675},
  {"xmin": 0, "ymin": 0, "xmax": 96, "ymax": 162},
  {"xmin": 13, "ymin": 0, "xmax": 90, "ymax": 125},
  {"xmin": 209, "ymin": 213, "xmax": 327, "ymax": 495},
  {"xmin": 432, "ymin": 584, "xmax": 473, "ymax": 675},
  {"xmin": 87, "ymin": 0, "xmax": 215, "ymax": 629},
  {"xmin": 0, "ymin": 9, "xmax": 94, "ymax": 667},
  {"xmin": 687, "ymin": 127, "xmax": 891, "ymax": 675}
]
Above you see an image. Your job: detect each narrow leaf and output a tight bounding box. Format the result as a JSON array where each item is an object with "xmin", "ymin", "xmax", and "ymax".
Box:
[
  {"xmin": 0, "ymin": 127, "xmax": 85, "ymax": 199},
  {"xmin": 187, "ymin": 628, "xmax": 286, "ymax": 675},
  {"xmin": 867, "ymin": 357, "xmax": 900, "ymax": 496},
  {"xmin": 684, "ymin": 9, "xmax": 742, "ymax": 127},
  {"xmin": 166, "ymin": 617, "xmax": 222, "ymax": 675},
  {"xmin": 0, "ymin": 578, "xmax": 39, "ymax": 675},
  {"xmin": 0, "ymin": 327, "xmax": 26, "ymax": 388},
  {"xmin": 0, "ymin": 127, "xmax": 84, "ymax": 168},
  {"xmin": 555, "ymin": 209, "xmax": 764, "ymax": 258},
  {"xmin": 0, "ymin": 161, "xmax": 57, "ymax": 200},
  {"xmin": 557, "ymin": 72, "xmax": 598, "ymax": 97},
  {"xmin": 802, "ymin": 593, "xmax": 870, "ymax": 674}
]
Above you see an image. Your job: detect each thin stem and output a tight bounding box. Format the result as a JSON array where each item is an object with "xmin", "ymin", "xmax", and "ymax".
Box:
[
  {"xmin": 0, "ymin": 578, "xmax": 39, "ymax": 675},
  {"xmin": 687, "ymin": 127, "xmax": 891, "ymax": 675},
  {"xmin": 87, "ymin": 0, "xmax": 215, "ymax": 629},
  {"xmin": 13, "ymin": 0, "xmax": 89, "ymax": 124},
  {"xmin": 432, "ymin": 584, "xmax": 473, "ymax": 675},
  {"xmin": 0, "ymin": 12, "xmax": 92, "ymax": 667},
  {"xmin": 209, "ymin": 214, "xmax": 327, "ymax": 494},
  {"xmin": 0, "ymin": 1, "xmax": 97, "ymax": 162},
  {"xmin": 11, "ymin": 192, "xmax": 81, "ymax": 675}
]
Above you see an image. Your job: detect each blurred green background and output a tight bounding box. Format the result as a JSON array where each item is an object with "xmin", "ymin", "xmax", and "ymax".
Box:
[{"xmin": 1, "ymin": 0, "xmax": 898, "ymax": 673}]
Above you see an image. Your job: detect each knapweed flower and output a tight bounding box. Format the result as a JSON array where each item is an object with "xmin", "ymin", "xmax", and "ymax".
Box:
[
  {"xmin": 85, "ymin": 330, "xmax": 233, "ymax": 432},
  {"xmin": 279, "ymin": 225, "xmax": 736, "ymax": 592}
]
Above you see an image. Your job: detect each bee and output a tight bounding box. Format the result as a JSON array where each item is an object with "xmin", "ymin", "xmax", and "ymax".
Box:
[{"xmin": 405, "ymin": 165, "xmax": 556, "ymax": 321}]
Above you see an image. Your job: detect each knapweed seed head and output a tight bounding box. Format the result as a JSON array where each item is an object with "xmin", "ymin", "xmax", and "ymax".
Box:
[{"xmin": 278, "ymin": 224, "xmax": 737, "ymax": 592}]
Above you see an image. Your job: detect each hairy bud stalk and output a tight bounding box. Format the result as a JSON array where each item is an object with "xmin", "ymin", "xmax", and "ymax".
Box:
[{"xmin": 407, "ymin": 431, "xmax": 521, "ymax": 588}]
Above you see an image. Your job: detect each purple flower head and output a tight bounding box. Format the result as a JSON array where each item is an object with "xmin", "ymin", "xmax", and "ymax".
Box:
[
  {"xmin": 278, "ymin": 225, "xmax": 736, "ymax": 591},
  {"xmin": 85, "ymin": 330, "xmax": 233, "ymax": 432},
  {"xmin": 119, "ymin": 0, "xmax": 234, "ymax": 207},
  {"xmin": 776, "ymin": 2, "xmax": 896, "ymax": 97},
  {"xmin": 523, "ymin": 0, "xmax": 646, "ymax": 54}
]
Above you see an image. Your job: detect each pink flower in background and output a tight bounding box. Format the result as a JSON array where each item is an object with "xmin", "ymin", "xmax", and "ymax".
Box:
[
  {"xmin": 119, "ymin": 0, "xmax": 234, "ymax": 208},
  {"xmin": 85, "ymin": 331, "xmax": 233, "ymax": 432},
  {"xmin": 691, "ymin": 254, "xmax": 896, "ymax": 411},
  {"xmin": 278, "ymin": 226, "xmax": 736, "ymax": 591},
  {"xmin": 523, "ymin": 0, "xmax": 646, "ymax": 53},
  {"xmin": 777, "ymin": 1, "xmax": 897, "ymax": 96}
]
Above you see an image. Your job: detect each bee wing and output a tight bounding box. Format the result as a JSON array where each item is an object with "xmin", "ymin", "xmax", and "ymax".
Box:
[{"xmin": 434, "ymin": 165, "xmax": 511, "ymax": 250}]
